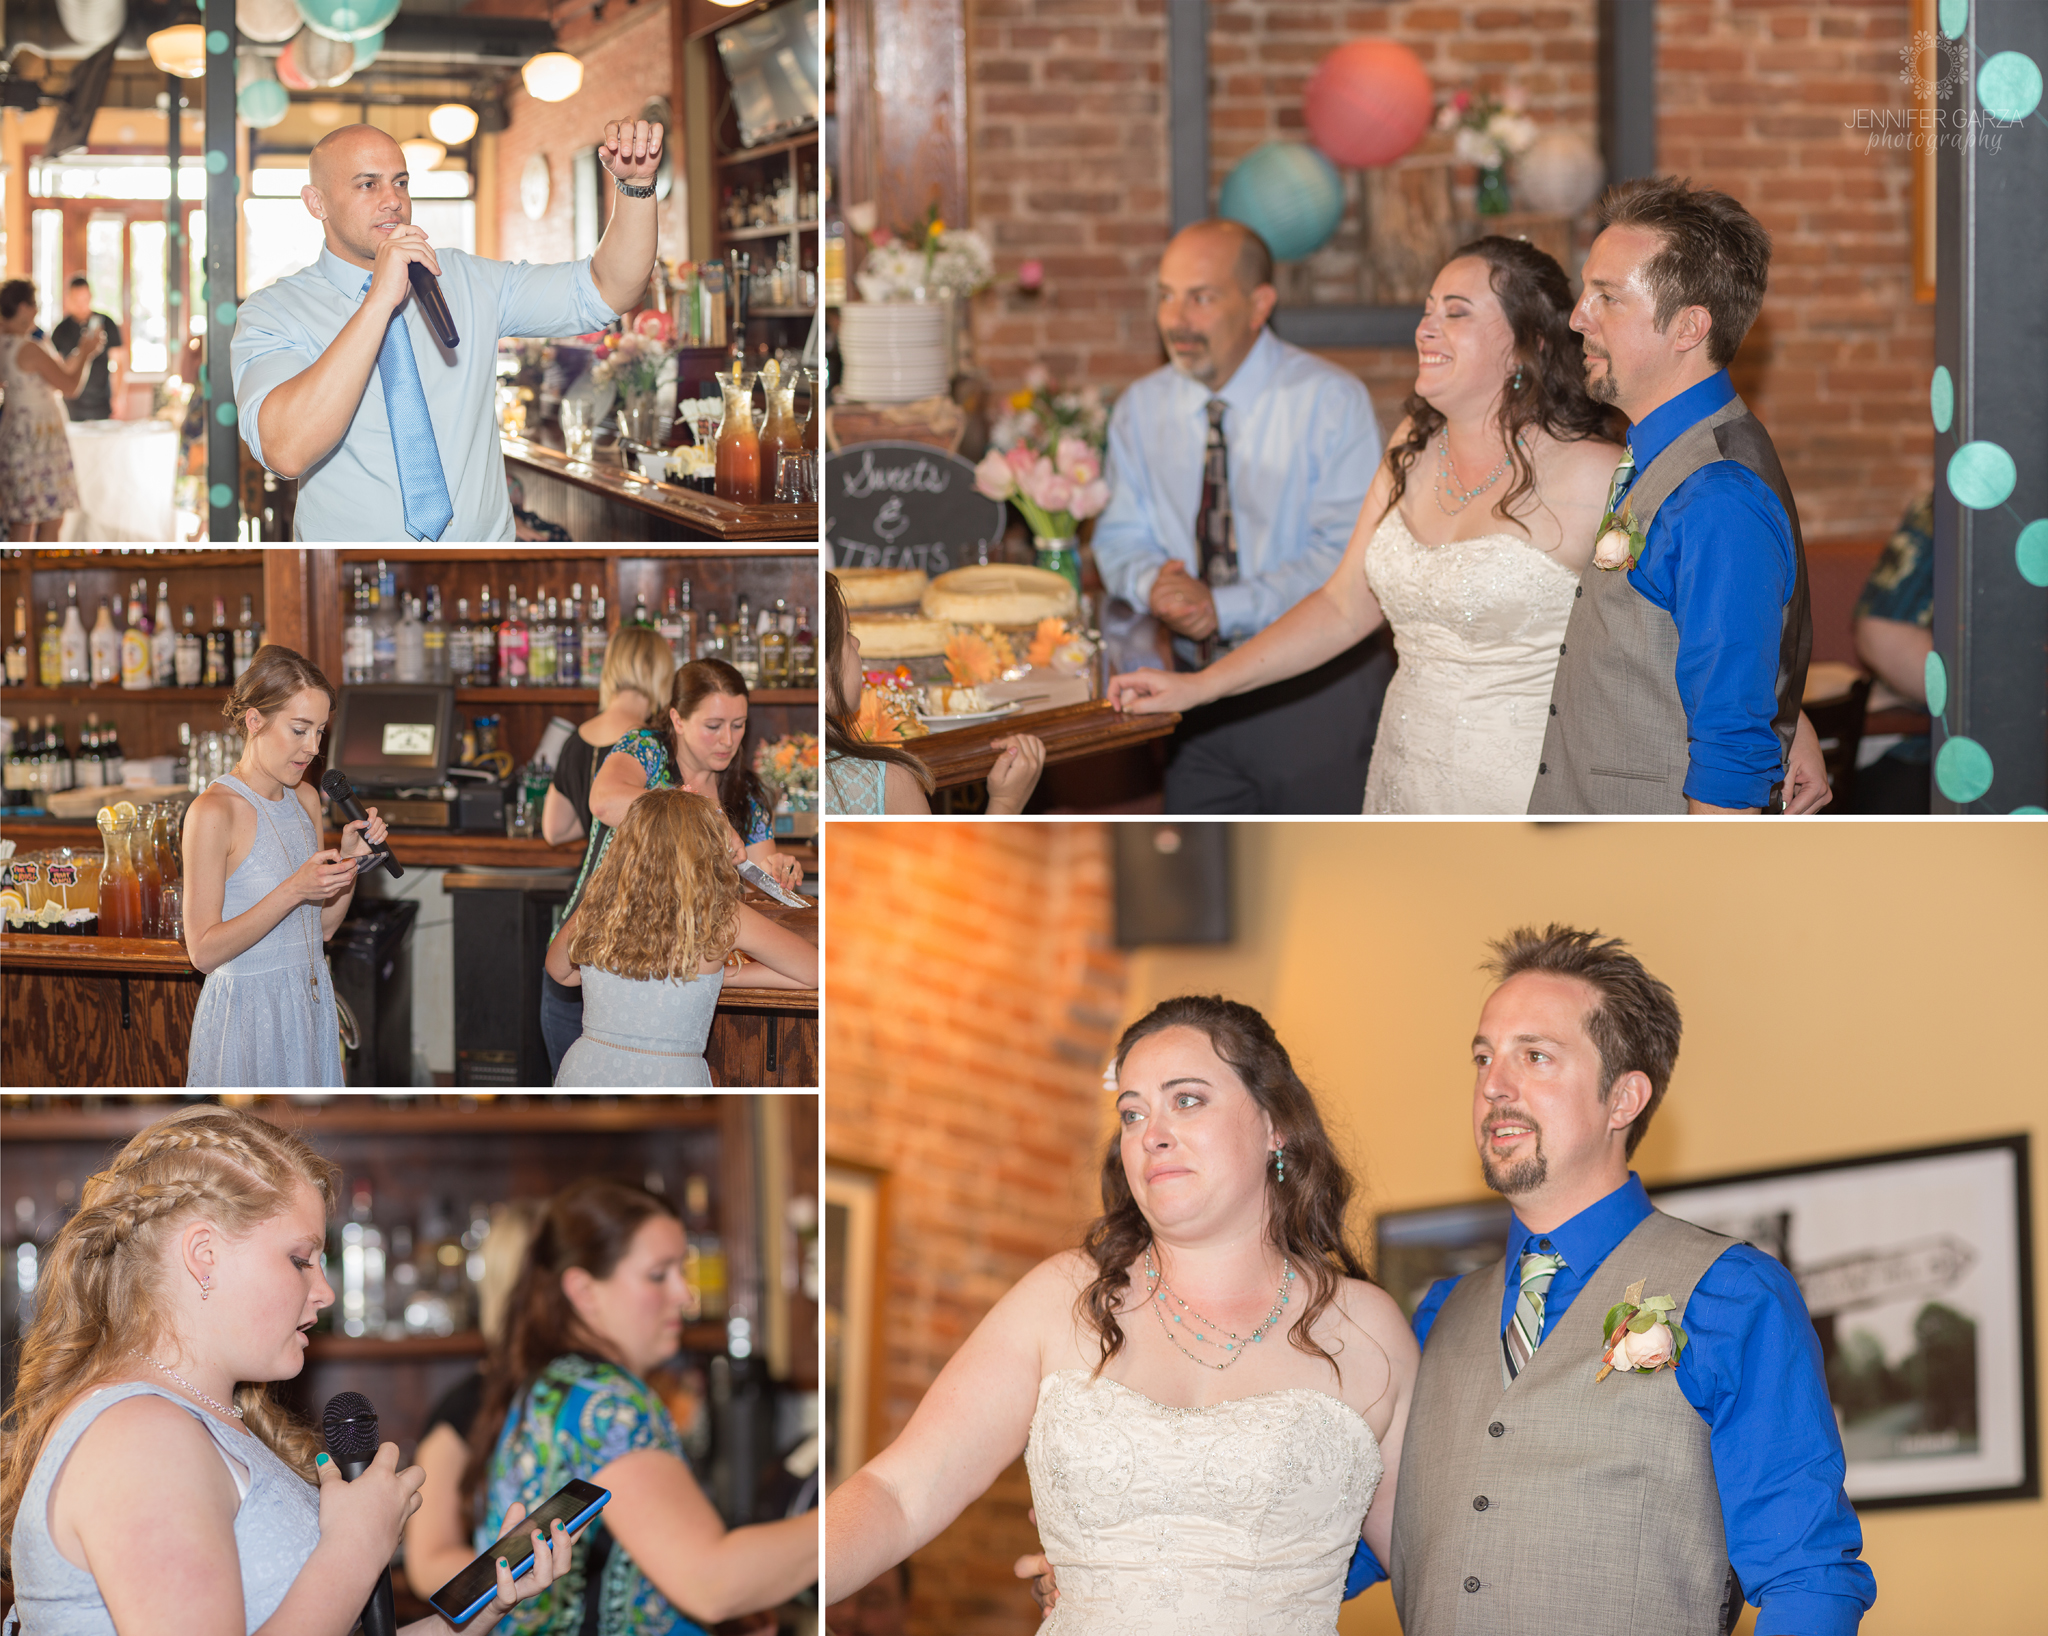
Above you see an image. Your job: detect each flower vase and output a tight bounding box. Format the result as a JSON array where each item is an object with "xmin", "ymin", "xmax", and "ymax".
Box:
[
  {"xmin": 1033, "ymin": 534, "xmax": 1082, "ymax": 599},
  {"xmin": 1477, "ymin": 166, "xmax": 1512, "ymax": 216}
]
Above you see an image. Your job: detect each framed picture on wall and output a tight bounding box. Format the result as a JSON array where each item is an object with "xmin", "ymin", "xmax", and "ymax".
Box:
[
  {"xmin": 825, "ymin": 1161, "xmax": 886, "ymax": 1489},
  {"xmin": 1373, "ymin": 1134, "xmax": 2037, "ymax": 1510}
]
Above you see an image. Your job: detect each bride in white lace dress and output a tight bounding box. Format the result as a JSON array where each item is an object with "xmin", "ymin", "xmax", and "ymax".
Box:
[
  {"xmin": 1112, "ymin": 238, "xmax": 1624, "ymax": 814},
  {"xmin": 825, "ymin": 997, "xmax": 1416, "ymax": 1635}
]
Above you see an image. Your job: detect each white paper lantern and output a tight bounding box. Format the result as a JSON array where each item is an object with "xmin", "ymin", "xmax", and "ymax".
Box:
[
  {"xmin": 288, "ymin": 27, "xmax": 357, "ymax": 89},
  {"xmin": 400, "ymin": 139, "xmax": 447, "ymax": 176},
  {"xmin": 429, "ymin": 103, "xmax": 479, "ymax": 145},
  {"xmin": 1515, "ymin": 130, "xmax": 1606, "ymax": 217},
  {"xmin": 238, "ymin": 0, "xmax": 305, "ymax": 44},
  {"xmin": 54, "ymin": 0, "xmax": 125, "ymax": 48}
]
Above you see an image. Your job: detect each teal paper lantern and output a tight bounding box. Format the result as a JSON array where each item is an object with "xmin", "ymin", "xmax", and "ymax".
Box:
[
  {"xmin": 238, "ymin": 76, "xmax": 290, "ymax": 128},
  {"xmin": 1218, "ymin": 143, "xmax": 1345, "ymax": 263},
  {"xmin": 352, "ymin": 29, "xmax": 384, "ymax": 69},
  {"xmin": 297, "ymin": 0, "xmax": 400, "ymax": 43}
]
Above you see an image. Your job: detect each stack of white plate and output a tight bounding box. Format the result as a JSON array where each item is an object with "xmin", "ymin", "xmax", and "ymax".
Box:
[{"xmin": 839, "ymin": 301, "xmax": 951, "ymax": 403}]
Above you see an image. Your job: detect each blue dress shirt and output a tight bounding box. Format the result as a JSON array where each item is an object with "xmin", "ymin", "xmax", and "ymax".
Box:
[
  {"xmin": 1346, "ymin": 1173, "xmax": 1875, "ymax": 1636},
  {"xmin": 1613, "ymin": 370, "xmax": 1800, "ymax": 808},
  {"xmin": 1089, "ymin": 327, "xmax": 1382, "ymax": 642},
  {"xmin": 232, "ymin": 245, "xmax": 617, "ymax": 542}
]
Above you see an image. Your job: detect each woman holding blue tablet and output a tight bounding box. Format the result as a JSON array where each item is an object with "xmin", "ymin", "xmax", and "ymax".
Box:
[
  {"xmin": 449, "ymin": 1179, "xmax": 817, "ymax": 1636},
  {"xmin": 0, "ymin": 1105, "xmax": 580, "ymax": 1636}
]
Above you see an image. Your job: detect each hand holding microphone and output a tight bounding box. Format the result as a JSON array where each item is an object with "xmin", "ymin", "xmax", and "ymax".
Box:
[
  {"xmin": 318, "ymin": 1394, "xmax": 416, "ymax": 1636},
  {"xmin": 322, "ymin": 770, "xmax": 403, "ymax": 879},
  {"xmin": 365, "ymin": 225, "xmax": 458, "ymax": 349}
]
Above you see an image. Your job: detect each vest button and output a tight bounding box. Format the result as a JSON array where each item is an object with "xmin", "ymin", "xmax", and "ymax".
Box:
[
  {"xmin": 1575, "ymin": 584, "xmax": 1583, "ymax": 598},
  {"xmin": 1488, "ymin": 1421, "xmax": 1505, "ymax": 1437},
  {"xmin": 1465, "ymin": 1577, "xmax": 1482, "ymax": 1593},
  {"xmin": 1473, "ymin": 1495, "xmax": 1490, "ymax": 1511},
  {"xmin": 1538, "ymin": 762, "xmax": 1547, "ymax": 774},
  {"xmin": 1549, "ymin": 704, "xmax": 1557, "ymax": 716},
  {"xmin": 1559, "ymin": 642, "xmax": 1568, "ymax": 655}
]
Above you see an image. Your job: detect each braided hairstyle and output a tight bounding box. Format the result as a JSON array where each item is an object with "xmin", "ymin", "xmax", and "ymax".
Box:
[{"xmin": 0, "ymin": 1106, "xmax": 340, "ymax": 1545}]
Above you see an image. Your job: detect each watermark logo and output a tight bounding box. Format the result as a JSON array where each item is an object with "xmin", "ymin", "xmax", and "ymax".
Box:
[
  {"xmin": 1898, "ymin": 29, "xmax": 1967, "ymax": 102},
  {"xmin": 1847, "ymin": 32, "xmax": 2017, "ymax": 153}
]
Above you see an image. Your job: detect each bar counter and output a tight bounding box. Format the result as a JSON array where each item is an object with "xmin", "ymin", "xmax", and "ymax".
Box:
[
  {"xmin": 916, "ymin": 701, "xmax": 1183, "ymax": 792},
  {"xmin": 502, "ymin": 438, "xmax": 817, "ymax": 542}
]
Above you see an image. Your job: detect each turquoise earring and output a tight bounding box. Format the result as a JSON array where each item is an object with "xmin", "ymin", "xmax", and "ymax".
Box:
[{"xmin": 1273, "ymin": 1144, "xmax": 1286, "ymax": 1183}]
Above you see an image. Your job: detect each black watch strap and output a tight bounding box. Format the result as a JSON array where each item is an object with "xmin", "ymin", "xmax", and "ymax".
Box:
[{"xmin": 613, "ymin": 175, "xmax": 656, "ymax": 199}]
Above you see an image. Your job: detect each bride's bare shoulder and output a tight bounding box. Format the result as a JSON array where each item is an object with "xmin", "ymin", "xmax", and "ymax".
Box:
[{"xmin": 1331, "ymin": 1275, "xmax": 1421, "ymax": 1360}]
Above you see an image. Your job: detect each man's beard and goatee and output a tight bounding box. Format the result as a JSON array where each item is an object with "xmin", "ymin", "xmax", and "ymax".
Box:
[
  {"xmin": 1480, "ymin": 1124, "xmax": 1547, "ymax": 1197},
  {"xmin": 1585, "ymin": 358, "xmax": 1619, "ymax": 405}
]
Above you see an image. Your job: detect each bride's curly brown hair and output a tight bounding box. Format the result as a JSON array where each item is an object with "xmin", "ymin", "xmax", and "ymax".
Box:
[
  {"xmin": 1077, "ymin": 996, "xmax": 1371, "ymax": 1382},
  {"xmin": 567, "ymin": 788, "xmax": 741, "ymax": 982},
  {"xmin": 1381, "ymin": 234, "xmax": 1627, "ymax": 529}
]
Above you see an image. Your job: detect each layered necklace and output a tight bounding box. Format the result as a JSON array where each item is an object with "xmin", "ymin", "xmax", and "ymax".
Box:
[
  {"xmin": 1434, "ymin": 428, "xmax": 1522, "ymax": 515},
  {"xmin": 1142, "ymin": 1246, "xmax": 1295, "ymax": 1372}
]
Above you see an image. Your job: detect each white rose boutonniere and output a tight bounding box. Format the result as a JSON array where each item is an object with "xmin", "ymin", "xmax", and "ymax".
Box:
[
  {"xmin": 1596, "ymin": 1278, "xmax": 1689, "ymax": 1382},
  {"xmin": 1593, "ymin": 507, "xmax": 1646, "ymax": 572}
]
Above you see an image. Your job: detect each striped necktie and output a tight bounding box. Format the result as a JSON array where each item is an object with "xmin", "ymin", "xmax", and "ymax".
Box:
[
  {"xmin": 1502, "ymin": 1250, "xmax": 1567, "ymax": 1386},
  {"xmin": 361, "ymin": 274, "xmax": 455, "ymax": 542},
  {"xmin": 1604, "ymin": 444, "xmax": 1637, "ymax": 515}
]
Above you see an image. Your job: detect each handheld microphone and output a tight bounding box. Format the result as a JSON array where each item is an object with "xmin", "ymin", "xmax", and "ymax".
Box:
[
  {"xmin": 408, "ymin": 263, "xmax": 460, "ymax": 350},
  {"xmin": 321, "ymin": 770, "xmax": 404, "ymax": 879},
  {"xmin": 322, "ymin": 1392, "xmax": 398, "ymax": 1636}
]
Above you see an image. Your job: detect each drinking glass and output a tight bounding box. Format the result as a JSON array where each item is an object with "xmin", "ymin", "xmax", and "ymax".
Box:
[
  {"xmin": 560, "ymin": 397, "xmax": 596, "ymax": 463},
  {"xmin": 773, "ymin": 450, "xmax": 816, "ymax": 504}
]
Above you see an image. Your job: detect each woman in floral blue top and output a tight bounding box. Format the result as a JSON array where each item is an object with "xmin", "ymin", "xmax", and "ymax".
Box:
[{"xmin": 462, "ymin": 1180, "xmax": 817, "ymax": 1636}]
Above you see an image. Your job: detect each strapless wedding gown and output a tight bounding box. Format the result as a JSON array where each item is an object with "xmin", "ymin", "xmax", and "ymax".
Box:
[
  {"xmin": 1361, "ymin": 507, "xmax": 1581, "ymax": 813},
  {"xmin": 1024, "ymin": 1370, "xmax": 1384, "ymax": 1635}
]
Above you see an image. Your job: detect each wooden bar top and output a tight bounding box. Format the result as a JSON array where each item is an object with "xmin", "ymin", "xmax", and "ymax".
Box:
[
  {"xmin": 0, "ymin": 933, "xmax": 197, "ymax": 976},
  {"xmin": 915, "ymin": 701, "xmax": 1182, "ymax": 791},
  {"xmin": 501, "ymin": 438, "xmax": 817, "ymax": 541}
]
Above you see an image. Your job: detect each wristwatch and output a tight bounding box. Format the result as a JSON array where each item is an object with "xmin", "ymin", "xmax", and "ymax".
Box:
[{"xmin": 613, "ymin": 175, "xmax": 657, "ymax": 199}]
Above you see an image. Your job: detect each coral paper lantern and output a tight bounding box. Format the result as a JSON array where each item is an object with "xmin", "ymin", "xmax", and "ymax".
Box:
[
  {"xmin": 296, "ymin": 0, "xmax": 402, "ymax": 43},
  {"xmin": 275, "ymin": 43, "xmax": 315, "ymax": 91},
  {"xmin": 1304, "ymin": 40, "xmax": 1434, "ymax": 169},
  {"xmin": 1218, "ymin": 143, "xmax": 1345, "ymax": 263}
]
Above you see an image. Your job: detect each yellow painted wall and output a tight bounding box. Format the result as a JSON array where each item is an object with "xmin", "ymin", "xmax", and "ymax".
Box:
[{"xmin": 1121, "ymin": 820, "xmax": 2046, "ymax": 1636}]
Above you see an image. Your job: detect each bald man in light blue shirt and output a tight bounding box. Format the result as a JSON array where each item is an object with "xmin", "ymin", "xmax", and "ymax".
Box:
[{"xmin": 232, "ymin": 120, "xmax": 663, "ymax": 541}]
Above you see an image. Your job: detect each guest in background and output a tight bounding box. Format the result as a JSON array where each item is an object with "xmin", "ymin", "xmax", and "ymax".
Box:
[
  {"xmin": 543, "ymin": 625, "xmax": 677, "ymax": 845},
  {"xmin": 1848, "ymin": 493, "xmax": 1934, "ymax": 813},
  {"xmin": 1, "ymin": 277, "xmax": 104, "ymax": 541},
  {"xmin": 461, "ymin": 1178, "xmax": 818, "ymax": 1630},
  {"xmin": 544, "ymin": 790, "xmax": 816, "ymax": 1087},
  {"xmin": 822, "ymin": 571, "xmax": 1045, "ymax": 815},
  {"xmin": 1091, "ymin": 220, "xmax": 1395, "ymax": 812},
  {"xmin": 50, "ymin": 276, "xmax": 126, "ymax": 422}
]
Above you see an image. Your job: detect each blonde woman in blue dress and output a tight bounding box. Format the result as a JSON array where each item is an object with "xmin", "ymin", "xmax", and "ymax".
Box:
[{"xmin": 181, "ymin": 646, "xmax": 389, "ymax": 1087}]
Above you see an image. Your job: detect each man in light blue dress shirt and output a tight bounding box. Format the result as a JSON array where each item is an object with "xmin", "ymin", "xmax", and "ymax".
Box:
[
  {"xmin": 1091, "ymin": 220, "xmax": 1393, "ymax": 811},
  {"xmin": 232, "ymin": 120, "xmax": 663, "ymax": 541}
]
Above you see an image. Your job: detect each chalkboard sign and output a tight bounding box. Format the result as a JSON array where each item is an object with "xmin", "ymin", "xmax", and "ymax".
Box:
[{"xmin": 827, "ymin": 441, "xmax": 1006, "ymax": 575}]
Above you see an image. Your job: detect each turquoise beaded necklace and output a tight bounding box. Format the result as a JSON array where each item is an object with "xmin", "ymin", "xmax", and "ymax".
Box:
[{"xmin": 1143, "ymin": 1246, "xmax": 1295, "ymax": 1372}]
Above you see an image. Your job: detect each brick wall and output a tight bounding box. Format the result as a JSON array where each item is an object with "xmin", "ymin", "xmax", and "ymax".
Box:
[
  {"xmin": 825, "ymin": 822, "xmax": 1127, "ymax": 1636},
  {"xmin": 494, "ymin": 4, "xmax": 682, "ymax": 275},
  {"xmin": 961, "ymin": 0, "xmax": 1931, "ymax": 545}
]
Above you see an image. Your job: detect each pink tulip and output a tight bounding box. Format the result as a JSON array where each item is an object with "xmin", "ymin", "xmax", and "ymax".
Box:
[
  {"xmin": 1024, "ymin": 363, "xmax": 1051, "ymax": 391},
  {"xmin": 1053, "ymin": 435, "xmax": 1099, "ymax": 486},
  {"xmin": 974, "ymin": 449, "xmax": 1018, "ymax": 501},
  {"xmin": 1004, "ymin": 444, "xmax": 1040, "ymax": 478},
  {"xmin": 1018, "ymin": 259, "xmax": 1045, "ymax": 292},
  {"xmin": 1070, "ymin": 479, "xmax": 1112, "ymax": 520}
]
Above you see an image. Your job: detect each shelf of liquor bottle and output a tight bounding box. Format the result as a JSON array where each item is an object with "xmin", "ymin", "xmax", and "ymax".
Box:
[
  {"xmin": 1, "ymin": 684, "xmax": 230, "ymax": 704},
  {"xmin": 722, "ymin": 220, "xmax": 820, "ymax": 241},
  {"xmin": 715, "ymin": 129, "xmax": 817, "ymax": 168},
  {"xmin": 1, "ymin": 552, "xmax": 269, "ymax": 571},
  {"xmin": 0, "ymin": 1095, "xmax": 737, "ymax": 1141},
  {"xmin": 447, "ymin": 686, "xmax": 816, "ymax": 705},
  {"xmin": 746, "ymin": 306, "xmax": 819, "ymax": 319}
]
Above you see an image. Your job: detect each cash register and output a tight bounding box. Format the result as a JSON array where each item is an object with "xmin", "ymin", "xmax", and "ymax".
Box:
[{"xmin": 327, "ymin": 684, "xmax": 506, "ymax": 831}]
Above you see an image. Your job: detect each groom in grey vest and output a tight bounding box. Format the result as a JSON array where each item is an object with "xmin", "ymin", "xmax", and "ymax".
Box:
[
  {"xmin": 1529, "ymin": 179, "xmax": 1814, "ymax": 814},
  {"xmin": 1343, "ymin": 925, "xmax": 1873, "ymax": 1634}
]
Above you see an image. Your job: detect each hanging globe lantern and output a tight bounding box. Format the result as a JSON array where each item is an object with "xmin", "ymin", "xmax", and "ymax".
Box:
[
  {"xmin": 286, "ymin": 27, "xmax": 357, "ymax": 89},
  {"xmin": 295, "ymin": 0, "xmax": 402, "ymax": 43},
  {"xmin": 238, "ymin": 0, "xmax": 305, "ymax": 45},
  {"xmin": 521, "ymin": 53, "xmax": 584, "ymax": 103},
  {"xmin": 429, "ymin": 103, "xmax": 479, "ymax": 145},
  {"xmin": 238, "ymin": 75, "xmax": 291, "ymax": 129},
  {"xmin": 352, "ymin": 30, "xmax": 384, "ymax": 70},
  {"xmin": 146, "ymin": 24, "xmax": 208, "ymax": 79}
]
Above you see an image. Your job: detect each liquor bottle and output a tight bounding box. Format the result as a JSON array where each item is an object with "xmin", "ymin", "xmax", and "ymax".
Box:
[
  {"xmin": 630, "ymin": 589, "xmax": 653, "ymax": 629},
  {"xmin": 344, "ymin": 570, "xmax": 374, "ymax": 686},
  {"xmin": 5, "ymin": 595, "xmax": 28, "ymax": 687},
  {"xmin": 102, "ymin": 719, "xmax": 124, "ymax": 786},
  {"xmin": 731, "ymin": 594, "xmax": 760, "ymax": 687},
  {"xmin": 396, "ymin": 593, "xmax": 426, "ymax": 683},
  {"xmin": 121, "ymin": 582, "xmax": 153, "ymax": 690},
  {"xmin": 582, "ymin": 595, "xmax": 608, "ymax": 683},
  {"xmin": 59, "ymin": 582, "xmax": 88, "ymax": 683},
  {"xmin": 2, "ymin": 718, "xmax": 24, "ymax": 808},
  {"xmin": 175, "ymin": 605, "xmax": 204, "ymax": 687},
  {"xmin": 558, "ymin": 585, "xmax": 582, "ymax": 688},
  {"xmin": 89, "ymin": 598, "xmax": 121, "ymax": 686},
  {"xmin": 370, "ymin": 561, "xmax": 398, "ymax": 683},
  {"xmin": 657, "ymin": 586, "xmax": 685, "ymax": 662},
  {"xmin": 497, "ymin": 585, "xmax": 528, "ymax": 687},
  {"xmin": 202, "ymin": 598, "xmax": 232, "ymax": 688},
  {"xmin": 39, "ymin": 602, "xmax": 63, "ymax": 687},
  {"xmin": 529, "ymin": 594, "xmax": 558, "ymax": 687},
  {"xmin": 233, "ymin": 593, "xmax": 262, "ymax": 678},
  {"xmin": 791, "ymin": 604, "xmax": 815, "ymax": 687},
  {"xmin": 74, "ymin": 720, "xmax": 100, "ymax": 789},
  {"xmin": 449, "ymin": 596, "xmax": 474, "ymax": 684},
  {"xmin": 423, "ymin": 586, "xmax": 448, "ymax": 683},
  {"xmin": 473, "ymin": 585, "xmax": 498, "ymax": 686},
  {"xmin": 698, "ymin": 609, "xmax": 726, "ymax": 664},
  {"xmin": 48, "ymin": 719, "xmax": 73, "ymax": 792},
  {"xmin": 151, "ymin": 581, "xmax": 177, "ymax": 685},
  {"xmin": 759, "ymin": 599, "xmax": 789, "ymax": 687}
]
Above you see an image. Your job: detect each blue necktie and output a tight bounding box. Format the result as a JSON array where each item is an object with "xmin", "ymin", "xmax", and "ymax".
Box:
[{"xmin": 362, "ymin": 274, "xmax": 454, "ymax": 541}]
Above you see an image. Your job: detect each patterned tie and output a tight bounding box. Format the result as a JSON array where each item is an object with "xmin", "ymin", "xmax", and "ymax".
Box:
[
  {"xmin": 1189, "ymin": 397, "xmax": 1238, "ymax": 668},
  {"xmin": 1604, "ymin": 443, "xmax": 1637, "ymax": 515},
  {"xmin": 361, "ymin": 274, "xmax": 454, "ymax": 541},
  {"xmin": 1501, "ymin": 1250, "xmax": 1567, "ymax": 1387}
]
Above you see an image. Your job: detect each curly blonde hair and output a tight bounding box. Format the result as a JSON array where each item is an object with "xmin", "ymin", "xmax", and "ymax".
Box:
[
  {"xmin": 0, "ymin": 1105, "xmax": 340, "ymax": 1545},
  {"xmin": 568, "ymin": 788, "xmax": 742, "ymax": 983}
]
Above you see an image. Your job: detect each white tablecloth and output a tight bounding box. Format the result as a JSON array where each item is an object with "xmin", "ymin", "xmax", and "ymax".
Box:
[{"xmin": 61, "ymin": 420, "xmax": 179, "ymax": 542}]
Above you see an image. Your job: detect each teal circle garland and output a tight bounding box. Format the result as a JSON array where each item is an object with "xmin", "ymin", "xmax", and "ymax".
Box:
[
  {"xmin": 209, "ymin": 483, "xmax": 233, "ymax": 509},
  {"xmin": 1939, "ymin": 0, "xmax": 1968, "ymax": 41},
  {"xmin": 1930, "ymin": 365, "xmax": 1953, "ymax": 433},
  {"xmin": 1947, "ymin": 440, "xmax": 2017, "ymax": 510},
  {"xmin": 1977, "ymin": 51, "xmax": 2043, "ymax": 122},
  {"xmin": 1924, "ymin": 650, "xmax": 1948, "ymax": 717},
  {"xmin": 2013, "ymin": 806, "xmax": 2048, "ymax": 816},
  {"xmin": 2017, "ymin": 520, "xmax": 2048, "ymax": 589},
  {"xmin": 214, "ymin": 300, "xmax": 237, "ymax": 326},
  {"xmin": 214, "ymin": 402, "xmax": 237, "ymax": 427},
  {"xmin": 1934, "ymin": 735, "xmax": 1995, "ymax": 804},
  {"xmin": 205, "ymin": 150, "xmax": 227, "ymax": 174},
  {"xmin": 206, "ymin": 29, "xmax": 228, "ymax": 53}
]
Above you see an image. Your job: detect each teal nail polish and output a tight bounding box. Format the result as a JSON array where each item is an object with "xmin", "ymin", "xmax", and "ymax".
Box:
[
  {"xmin": 497, "ymin": 1559, "xmax": 509, "ymax": 1570},
  {"xmin": 316, "ymin": 1453, "xmax": 331, "ymax": 1467}
]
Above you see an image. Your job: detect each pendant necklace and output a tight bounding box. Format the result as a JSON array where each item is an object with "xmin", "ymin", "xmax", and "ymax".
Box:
[
  {"xmin": 1143, "ymin": 1246, "xmax": 1295, "ymax": 1372},
  {"xmin": 131, "ymin": 1348, "xmax": 245, "ymax": 1421},
  {"xmin": 1434, "ymin": 429, "xmax": 1520, "ymax": 516}
]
